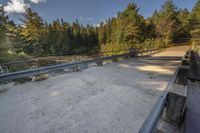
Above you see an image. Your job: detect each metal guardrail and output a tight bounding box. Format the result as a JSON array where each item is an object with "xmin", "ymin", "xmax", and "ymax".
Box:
[
  {"xmin": 0, "ymin": 48, "xmax": 158, "ymax": 66},
  {"xmin": 0, "ymin": 49, "xmax": 158, "ymax": 83},
  {"xmin": 138, "ymin": 51, "xmax": 189, "ymax": 133},
  {"xmin": 138, "ymin": 68, "xmax": 180, "ymax": 133}
]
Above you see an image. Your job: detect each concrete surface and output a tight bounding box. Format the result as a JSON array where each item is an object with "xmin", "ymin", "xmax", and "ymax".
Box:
[{"xmin": 0, "ymin": 45, "xmax": 188, "ymax": 133}]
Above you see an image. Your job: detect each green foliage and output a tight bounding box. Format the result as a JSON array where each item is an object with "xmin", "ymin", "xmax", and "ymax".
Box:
[
  {"xmin": 0, "ymin": 6, "xmax": 10, "ymax": 57},
  {"xmin": 191, "ymin": 39, "xmax": 200, "ymax": 54},
  {"xmin": 19, "ymin": 8, "xmax": 47, "ymax": 55},
  {"xmin": 100, "ymin": 43, "xmax": 130, "ymax": 56},
  {"xmin": 98, "ymin": 3, "xmax": 149, "ymax": 54},
  {"xmin": 0, "ymin": 6, "xmax": 29, "ymax": 72},
  {"xmin": 18, "ymin": 9, "xmax": 99, "ymax": 56},
  {"xmin": 117, "ymin": 3, "xmax": 145, "ymax": 45},
  {"xmin": 0, "ymin": 52, "xmax": 29, "ymax": 72},
  {"xmin": 177, "ymin": 9, "xmax": 190, "ymax": 38},
  {"xmin": 190, "ymin": 0, "xmax": 200, "ymax": 46},
  {"xmin": 190, "ymin": 0, "xmax": 200, "ymax": 22},
  {"xmin": 98, "ymin": 0, "xmax": 192, "ymax": 53},
  {"xmin": 151, "ymin": 0, "xmax": 179, "ymax": 45}
]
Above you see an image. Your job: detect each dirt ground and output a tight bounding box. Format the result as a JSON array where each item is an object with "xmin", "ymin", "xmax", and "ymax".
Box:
[{"xmin": 0, "ymin": 45, "xmax": 189, "ymax": 133}]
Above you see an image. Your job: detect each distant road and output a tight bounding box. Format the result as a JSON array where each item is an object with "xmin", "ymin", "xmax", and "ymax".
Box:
[{"xmin": 0, "ymin": 45, "xmax": 189, "ymax": 133}]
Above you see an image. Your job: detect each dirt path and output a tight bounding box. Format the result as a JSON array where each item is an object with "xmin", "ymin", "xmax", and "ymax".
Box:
[{"xmin": 0, "ymin": 45, "xmax": 189, "ymax": 133}]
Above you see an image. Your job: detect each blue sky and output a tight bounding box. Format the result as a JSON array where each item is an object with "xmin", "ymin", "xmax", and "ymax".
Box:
[{"xmin": 0, "ymin": 0, "xmax": 197, "ymax": 25}]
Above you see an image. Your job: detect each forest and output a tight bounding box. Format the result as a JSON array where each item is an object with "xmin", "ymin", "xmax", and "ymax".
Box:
[{"xmin": 0, "ymin": 0, "xmax": 200, "ymax": 63}]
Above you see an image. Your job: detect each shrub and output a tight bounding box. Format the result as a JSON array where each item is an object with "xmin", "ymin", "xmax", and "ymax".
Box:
[
  {"xmin": 0, "ymin": 51, "xmax": 29, "ymax": 73},
  {"xmin": 100, "ymin": 43, "xmax": 131, "ymax": 56}
]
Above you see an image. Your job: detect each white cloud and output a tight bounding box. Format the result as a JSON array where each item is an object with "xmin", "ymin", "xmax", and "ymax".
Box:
[
  {"xmin": 93, "ymin": 23, "xmax": 100, "ymax": 27},
  {"xmin": 29, "ymin": 0, "xmax": 46, "ymax": 4},
  {"xmin": 4, "ymin": 0, "xmax": 45, "ymax": 14},
  {"xmin": 4, "ymin": 0, "xmax": 29, "ymax": 14}
]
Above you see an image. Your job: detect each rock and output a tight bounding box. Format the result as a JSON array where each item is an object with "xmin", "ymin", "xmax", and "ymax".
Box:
[
  {"xmin": 33, "ymin": 74, "xmax": 49, "ymax": 81},
  {"xmin": 14, "ymin": 77, "xmax": 33, "ymax": 83}
]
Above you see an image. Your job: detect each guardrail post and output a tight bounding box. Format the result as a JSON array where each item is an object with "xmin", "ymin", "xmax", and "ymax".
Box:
[
  {"xmin": 72, "ymin": 65, "xmax": 81, "ymax": 72},
  {"xmin": 96, "ymin": 61, "xmax": 103, "ymax": 66},
  {"xmin": 164, "ymin": 90, "xmax": 187, "ymax": 126},
  {"xmin": 164, "ymin": 65, "xmax": 189, "ymax": 126}
]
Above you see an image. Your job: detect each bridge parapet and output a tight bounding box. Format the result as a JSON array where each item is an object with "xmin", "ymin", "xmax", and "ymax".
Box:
[{"xmin": 139, "ymin": 50, "xmax": 200, "ymax": 133}]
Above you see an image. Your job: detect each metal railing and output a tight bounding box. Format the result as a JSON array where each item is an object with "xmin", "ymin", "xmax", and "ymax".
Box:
[
  {"xmin": 138, "ymin": 51, "xmax": 189, "ymax": 133},
  {"xmin": 0, "ymin": 49, "xmax": 158, "ymax": 83}
]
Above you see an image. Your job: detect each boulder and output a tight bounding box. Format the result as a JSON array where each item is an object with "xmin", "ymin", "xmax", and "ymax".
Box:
[{"xmin": 33, "ymin": 74, "xmax": 49, "ymax": 81}]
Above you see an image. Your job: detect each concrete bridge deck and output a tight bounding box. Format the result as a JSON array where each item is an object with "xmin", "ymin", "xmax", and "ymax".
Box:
[{"xmin": 0, "ymin": 45, "xmax": 188, "ymax": 133}]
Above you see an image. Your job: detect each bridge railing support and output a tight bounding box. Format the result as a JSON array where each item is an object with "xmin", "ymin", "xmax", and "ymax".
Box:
[{"xmin": 96, "ymin": 61, "xmax": 103, "ymax": 66}]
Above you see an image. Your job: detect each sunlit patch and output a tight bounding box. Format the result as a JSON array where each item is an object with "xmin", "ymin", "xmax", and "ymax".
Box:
[
  {"xmin": 169, "ymin": 60, "xmax": 180, "ymax": 63},
  {"xmin": 137, "ymin": 65, "xmax": 173, "ymax": 74},
  {"xmin": 51, "ymin": 91, "xmax": 60, "ymax": 96},
  {"xmin": 118, "ymin": 64, "xmax": 133, "ymax": 68}
]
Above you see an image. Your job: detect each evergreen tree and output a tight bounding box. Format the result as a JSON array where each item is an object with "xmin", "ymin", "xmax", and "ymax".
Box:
[
  {"xmin": 19, "ymin": 8, "xmax": 46, "ymax": 55},
  {"xmin": 0, "ymin": 6, "xmax": 11, "ymax": 59},
  {"xmin": 189, "ymin": 0, "xmax": 200, "ymax": 44},
  {"xmin": 2, "ymin": 1, "xmax": 198, "ymax": 59},
  {"xmin": 98, "ymin": 22, "xmax": 107, "ymax": 45},
  {"xmin": 176, "ymin": 9, "xmax": 190, "ymax": 39},
  {"xmin": 118, "ymin": 3, "xmax": 145, "ymax": 48},
  {"xmin": 155, "ymin": 0, "xmax": 178, "ymax": 45}
]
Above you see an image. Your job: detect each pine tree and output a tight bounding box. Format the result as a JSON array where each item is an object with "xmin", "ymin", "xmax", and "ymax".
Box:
[
  {"xmin": 19, "ymin": 8, "xmax": 46, "ymax": 55},
  {"xmin": 118, "ymin": 3, "xmax": 145, "ymax": 48},
  {"xmin": 98, "ymin": 22, "xmax": 107, "ymax": 45},
  {"xmin": 176, "ymin": 9, "xmax": 190, "ymax": 39},
  {"xmin": 152, "ymin": 0, "xmax": 178, "ymax": 45}
]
